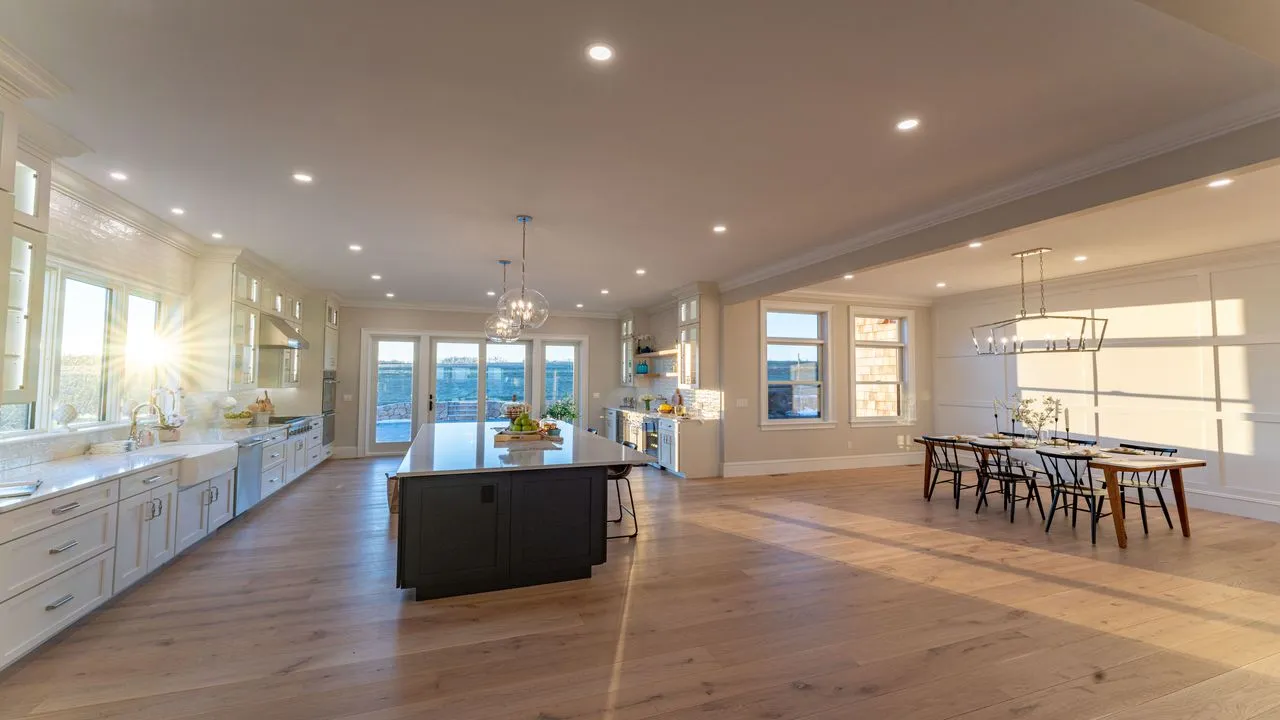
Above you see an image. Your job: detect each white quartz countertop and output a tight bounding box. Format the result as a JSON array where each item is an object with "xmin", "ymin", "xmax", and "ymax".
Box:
[
  {"xmin": 396, "ymin": 421, "xmax": 653, "ymax": 477},
  {"xmin": 0, "ymin": 453, "xmax": 184, "ymax": 513},
  {"xmin": 175, "ymin": 423, "xmax": 295, "ymax": 444},
  {"xmin": 606, "ymin": 407, "xmax": 710, "ymax": 423}
]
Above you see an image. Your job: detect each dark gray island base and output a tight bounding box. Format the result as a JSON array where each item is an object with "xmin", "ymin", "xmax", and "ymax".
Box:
[{"xmin": 393, "ymin": 421, "xmax": 651, "ymax": 601}]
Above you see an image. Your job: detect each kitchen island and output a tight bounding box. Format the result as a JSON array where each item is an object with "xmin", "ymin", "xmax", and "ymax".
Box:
[{"xmin": 395, "ymin": 421, "xmax": 651, "ymax": 600}]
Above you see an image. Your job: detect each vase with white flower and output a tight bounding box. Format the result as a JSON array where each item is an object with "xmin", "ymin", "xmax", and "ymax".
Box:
[
  {"xmin": 638, "ymin": 394, "xmax": 657, "ymax": 412},
  {"xmin": 1011, "ymin": 395, "xmax": 1062, "ymax": 445}
]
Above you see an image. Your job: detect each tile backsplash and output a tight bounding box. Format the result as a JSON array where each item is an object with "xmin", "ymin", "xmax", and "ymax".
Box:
[{"xmin": 0, "ymin": 425, "xmax": 131, "ymax": 472}]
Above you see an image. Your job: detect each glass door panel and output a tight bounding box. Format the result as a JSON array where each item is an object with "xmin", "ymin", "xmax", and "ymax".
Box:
[
  {"xmin": 431, "ymin": 340, "xmax": 480, "ymax": 423},
  {"xmin": 370, "ymin": 338, "xmax": 418, "ymax": 451},
  {"xmin": 484, "ymin": 342, "xmax": 528, "ymax": 421},
  {"xmin": 543, "ymin": 343, "xmax": 578, "ymax": 419}
]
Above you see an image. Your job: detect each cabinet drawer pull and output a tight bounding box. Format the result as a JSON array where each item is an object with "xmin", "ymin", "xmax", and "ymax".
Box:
[
  {"xmin": 51, "ymin": 502, "xmax": 81, "ymax": 516},
  {"xmin": 48, "ymin": 539, "xmax": 79, "ymax": 555},
  {"xmin": 270, "ymin": 453, "xmax": 282, "ymax": 459},
  {"xmin": 142, "ymin": 475, "xmax": 163, "ymax": 485},
  {"xmin": 45, "ymin": 594, "xmax": 75, "ymax": 611}
]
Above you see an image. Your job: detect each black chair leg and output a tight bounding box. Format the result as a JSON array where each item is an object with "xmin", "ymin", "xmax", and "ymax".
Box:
[
  {"xmin": 1154, "ymin": 488, "xmax": 1174, "ymax": 528},
  {"xmin": 607, "ymin": 477, "xmax": 639, "ymax": 540},
  {"xmin": 1008, "ymin": 481, "xmax": 1017, "ymax": 523},
  {"xmin": 954, "ymin": 472, "xmax": 962, "ymax": 509},
  {"xmin": 1137, "ymin": 488, "xmax": 1150, "ymax": 535},
  {"xmin": 1088, "ymin": 496, "xmax": 1099, "ymax": 545},
  {"xmin": 974, "ymin": 475, "xmax": 988, "ymax": 514},
  {"xmin": 1030, "ymin": 481, "xmax": 1046, "ymax": 520},
  {"xmin": 608, "ymin": 477, "xmax": 623, "ymax": 523},
  {"xmin": 1045, "ymin": 490, "xmax": 1059, "ymax": 532},
  {"xmin": 928, "ymin": 468, "xmax": 942, "ymax": 501},
  {"xmin": 1071, "ymin": 494, "xmax": 1079, "ymax": 528}
]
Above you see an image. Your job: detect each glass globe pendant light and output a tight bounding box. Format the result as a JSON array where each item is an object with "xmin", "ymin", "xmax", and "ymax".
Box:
[
  {"xmin": 485, "ymin": 260, "xmax": 522, "ymax": 343},
  {"xmin": 496, "ymin": 215, "xmax": 550, "ymax": 329}
]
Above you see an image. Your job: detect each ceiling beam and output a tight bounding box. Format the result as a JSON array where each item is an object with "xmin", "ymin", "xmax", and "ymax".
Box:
[
  {"xmin": 721, "ymin": 114, "xmax": 1280, "ymax": 306},
  {"xmin": 1138, "ymin": 0, "xmax": 1280, "ymax": 66}
]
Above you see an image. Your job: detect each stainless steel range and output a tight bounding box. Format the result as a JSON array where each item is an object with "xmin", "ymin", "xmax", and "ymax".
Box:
[{"xmin": 270, "ymin": 416, "xmax": 317, "ymax": 437}]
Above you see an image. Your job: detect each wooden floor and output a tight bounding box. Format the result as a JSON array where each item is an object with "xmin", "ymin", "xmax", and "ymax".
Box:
[{"xmin": 4, "ymin": 459, "xmax": 1280, "ymax": 719}]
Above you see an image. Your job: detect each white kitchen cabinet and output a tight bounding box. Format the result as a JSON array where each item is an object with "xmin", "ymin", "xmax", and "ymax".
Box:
[
  {"xmin": 678, "ymin": 325, "xmax": 700, "ymax": 388},
  {"xmin": 326, "ymin": 298, "xmax": 339, "ymax": 328},
  {"xmin": 604, "ymin": 408, "xmax": 618, "ymax": 442},
  {"xmin": 1, "ymin": 220, "xmax": 45, "ymax": 404},
  {"xmin": 230, "ymin": 302, "xmax": 259, "ymax": 390},
  {"xmin": 175, "ymin": 483, "xmax": 211, "ymax": 554},
  {"xmin": 207, "ymin": 471, "xmax": 235, "ymax": 532},
  {"xmin": 658, "ymin": 421, "xmax": 677, "ymax": 471},
  {"xmin": 0, "ymin": 504, "xmax": 116, "ymax": 602},
  {"xmin": 678, "ymin": 296, "xmax": 699, "ymax": 326},
  {"xmin": 114, "ymin": 480, "xmax": 177, "ymax": 594},
  {"xmin": 0, "ymin": 550, "xmax": 113, "ymax": 672},
  {"xmin": 291, "ymin": 297, "xmax": 302, "ymax": 322},
  {"xmin": 12, "ymin": 148, "xmax": 50, "ymax": 233},
  {"xmin": 233, "ymin": 266, "xmax": 260, "ymax": 307},
  {"xmin": 261, "ymin": 461, "xmax": 285, "ymax": 499},
  {"xmin": 323, "ymin": 325, "xmax": 339, "ymax": 371},
  {"xmin": 287, "ymin": 437, "xmax": 307, "ymax": 482}
]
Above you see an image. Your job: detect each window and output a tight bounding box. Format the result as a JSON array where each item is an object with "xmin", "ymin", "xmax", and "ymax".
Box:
[
  {"xmin": 55, "ymin": 278, "xmax": 112, "ymax": 422},
  {"xmin": 0, "ymin": 403, "xmax": 33, "ymax": 432},
  {"xmin": 122, "ymin": 294, "xmax": 161, "ymax": 408},
  {"xmin": 761, "ymin": 303, "xmax": 831, "ymax": 425},
  {"xmin": 851, "ymin": 309, "xmax": 914, "ymax": 423}
]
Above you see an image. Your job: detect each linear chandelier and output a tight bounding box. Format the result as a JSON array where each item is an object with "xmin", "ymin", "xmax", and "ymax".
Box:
[{"xmin": 970, "ymin": 247, "xmax": 1107, "ymax": 356}]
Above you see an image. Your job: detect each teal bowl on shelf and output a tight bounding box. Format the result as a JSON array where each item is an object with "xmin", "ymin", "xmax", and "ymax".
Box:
[{"xmin": 546, "ymin": 428, "xmax": 562, "ymax": 437}]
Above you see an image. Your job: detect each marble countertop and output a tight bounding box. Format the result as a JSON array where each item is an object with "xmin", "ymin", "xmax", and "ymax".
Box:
[
  {"xmin": 396, "ymin": 421, "xmax": 653, "ymax": 477},
  {"xmin": 175, "ymin": 424, "xmax": 293, "ymax": 444},
  {"xmin": 0, "ymin": 453, "xmax": 184, "ymax": 513}
]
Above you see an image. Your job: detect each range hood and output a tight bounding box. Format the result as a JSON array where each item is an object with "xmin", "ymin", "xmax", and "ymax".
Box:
[{"xmin": 260, "ymin": 314, "xmax": 310, "ymax": 350}]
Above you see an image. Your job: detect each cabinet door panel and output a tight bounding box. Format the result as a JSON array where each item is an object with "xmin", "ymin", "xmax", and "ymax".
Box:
[
  {"xmin": 175, "ymin": 483, "xmax": 209, "ymax": 554},
  {"xmin": 403, "ymin": 476, "xmax": 510, "ymax": 589},
  {"xmin": 147, "ymin": 483, "xmax": 178, "ymax": 571},
  {"xmin": 113, "ymin": 493, "xmax": 150, "ymax": 593},
  {"xmin": 509, "ymin": 469, "xmax": 604, "ymax": 574},
  {"xmin": 207, "ymin": 471, "xmax": 235, "ymax": 531}
]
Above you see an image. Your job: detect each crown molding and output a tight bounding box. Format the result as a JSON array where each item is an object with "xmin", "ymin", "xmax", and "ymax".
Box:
[
  {"xmin": 51, "ymin": 164, "xmax": 207, "ymax": 257},
  {"xmin": 720, "ymin": 89, "xmax": 1280, "ymax": 296},
  {"xmin": 776, "ymin": 289, "xmax": 933, "ymax": 309},
  {"xmin": 342, "ymin": 299, "xmax": 618, "ymax": 320},
  {"xmin": 0, "ymin": 36, "xmax": 68, "ymax": 102}
]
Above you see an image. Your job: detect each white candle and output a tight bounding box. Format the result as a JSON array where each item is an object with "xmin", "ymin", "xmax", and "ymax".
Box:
[{"xmin": 1064, "ymin": 407, "xmax": 1070, "ymax": 428}]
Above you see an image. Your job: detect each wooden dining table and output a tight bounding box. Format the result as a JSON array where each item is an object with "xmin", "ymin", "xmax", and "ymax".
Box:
[{"xmin": 914, "ymin": 436, "xmax": 1206, "ymax": 548}]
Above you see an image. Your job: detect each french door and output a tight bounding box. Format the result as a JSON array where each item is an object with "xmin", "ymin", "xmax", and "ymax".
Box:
[
  {"xmin": 366, "ymin": 336, "xmax": 420, "ymax": 454},
  {"xmin": 428, "ymin": 339, "xmax": 531, "ymax": 423}
]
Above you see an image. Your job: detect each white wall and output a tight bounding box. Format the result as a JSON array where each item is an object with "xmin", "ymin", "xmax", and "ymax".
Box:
[
  {"xmin": 932, "ymin": 241, "xmax": 1280, "ymax": 522},
  {"xmin": 719, "ymin": 295, "xmax": 932, "ymax": 476}
]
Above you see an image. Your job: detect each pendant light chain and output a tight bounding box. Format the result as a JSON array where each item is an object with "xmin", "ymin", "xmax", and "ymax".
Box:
[
  {"xmin": 1038, "ymin": 251, "xmax": 1046, "ymax": 316},
  {"xmin": 1019, "ymin": 254, "xmax": 1027, "ymax": 318},
  {"xmin": 520, "ymin": 217, "xmax": 528, "ymax": 295}
]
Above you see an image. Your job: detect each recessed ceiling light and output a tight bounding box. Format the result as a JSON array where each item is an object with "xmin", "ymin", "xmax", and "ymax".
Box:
[
  {"xmin": 586, "ymin": 43, "xmax": 614, "ymax": 62},
  {"xmin": 486, "ymin": 290, "xmax": 495, "ymax": 296},
  {"xmin": 210, "ymin": 232, "xmax": 223, "ymax": 240},
  {"xmin": 109, "ymin": 171, "xmax": 128, "ymax": 181},
  {"xmin": 170, "ymin": 207, "xmax": 185, "ymax": 215},
  {"xmin": 576, "ymin": 303, "xmax": 584, "ymax": 308},
  {"xmin": 385, "ymin": 292, "xmax": 395, "ymax": 298},
  {"xmin": 712, "ymin": 224, "xmax": 727, "ymax": 234},
  {"xmin": 1206, "ymin": 178, "xmax": 1233, "ymax": 188},
  {"xmin": 292, "ymin": 172, "xmax": 314, "ymax": 184},
  {"xmin": 635, "ymin": 268, "xmax": 646, "ymax": 275},
  {"xmin": 896, "ymin": 117, "xmax": 921, "ymax": 132},
  {"xmin": 969, "ymin": 241, "xmax": 983, "ymax": 248},
  {"xmin": 601, "ymin": 289, "xmax": 610, "ymax": 294},
  {"xmin": 348, "ymin": 244, "xmax": 362, "ymax": 252},
  {"xmin": 936, "ymin": 282, "xmax": 947, "ymax": 288},
  {"xmin": 1074, "ymin": 255, "xmax": 1088, "ymax": 262},
  {"xmin": 843, "ymin": 274, "xmax": 854, "ymax": 280},
  {"xmin": 371, "ymin": 274, "xmax": 382, "ymax": 280}
]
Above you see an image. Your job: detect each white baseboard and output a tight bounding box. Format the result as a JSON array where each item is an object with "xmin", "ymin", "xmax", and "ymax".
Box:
[
  {"xmin": 332, "ymin": 446, "xmax": 359, "ymax": 459},
  {"xmin": 1184, "ymin": 486, "xmax": 1280, "ymax": 524},
  {"xmin": 722, "ymin": 451, "xmax": 923, "ymax": 478}
]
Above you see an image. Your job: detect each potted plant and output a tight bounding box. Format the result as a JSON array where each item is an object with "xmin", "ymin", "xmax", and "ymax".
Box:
[
  {"xmin": 638, "ymin": 393, "xmax": 657, "ymax": 412},
  {"xmin": 544, "ymin": 398, "xmax": 579, "ymax": 425}
]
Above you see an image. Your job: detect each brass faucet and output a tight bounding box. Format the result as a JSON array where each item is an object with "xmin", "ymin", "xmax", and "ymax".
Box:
[{"xmin": 129, "ymin": 401, "xmax": 163, "ymax": 445}]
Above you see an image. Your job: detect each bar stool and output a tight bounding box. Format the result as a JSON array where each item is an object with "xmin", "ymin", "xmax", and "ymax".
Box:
[{"xmin": 606, "ymin": 441, "xmax": 639, "ymax": 539}]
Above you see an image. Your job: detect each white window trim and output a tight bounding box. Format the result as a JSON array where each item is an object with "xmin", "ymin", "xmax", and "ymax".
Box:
[
  {"xmin": 760, "ymin": 300, "xmax": 835, "ymax": 429},
  {"xmin": 849, "ymin": 305, "xmax": 917, "ymax": 427}
]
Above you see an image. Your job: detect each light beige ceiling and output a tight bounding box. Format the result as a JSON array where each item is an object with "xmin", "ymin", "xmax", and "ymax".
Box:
[
  {"xmin": 802, "ymin": 161, "xmax": 1280, "ymax": 301},
  {"xmin": 2, "ymin": 1, "xmax": 1280, "ymax": 312}
]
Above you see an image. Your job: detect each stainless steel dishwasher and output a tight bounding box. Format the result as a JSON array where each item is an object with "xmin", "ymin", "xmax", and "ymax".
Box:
[{"xmin": 234, "ymin": 437, "xmax": 266, "ymax": 517}]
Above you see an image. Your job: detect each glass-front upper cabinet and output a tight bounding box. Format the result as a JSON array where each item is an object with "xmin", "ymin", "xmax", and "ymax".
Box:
[
  {"xmin": 12, "ymin": 149, "xmax": 51, "ymax": 233},
  {"xmin": 230, "ymin": 302, "xmax": 258, "ymax": 389},
  {"xmin": 679, "ymin": 324, "xmax": 700, "ymax": 388},
  {"xmin": 2, "ymin": 223, "xmax": 45, "ymax": 403},
  {"xmin": 326, "ymin": 298, "xmax": 339, "ymax": 328},
  {"xmin": 233, "ymin": 266, "xmax": 260, "ymax": 307},
  {"xmin": 679, "ymin": 296, "xmax": 699, "ymax": 326},
  {"xmin": 0, "ymin": 107, "xmax": 15, "ymax": 194},
  {"xmin": 290, "ymin": 297, "xmax": 302, "ymax": 321}
]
